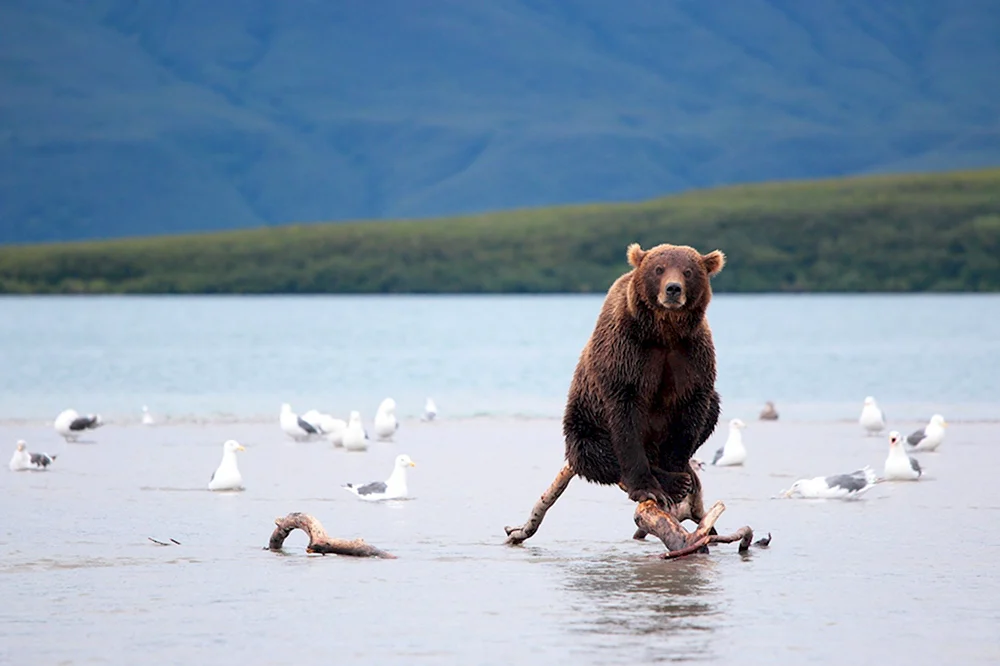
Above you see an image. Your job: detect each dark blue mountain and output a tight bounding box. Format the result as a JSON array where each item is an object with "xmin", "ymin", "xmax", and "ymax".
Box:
[{"xmin": 2, "ymin": 0, "xmax": 999, "ymax": 243}]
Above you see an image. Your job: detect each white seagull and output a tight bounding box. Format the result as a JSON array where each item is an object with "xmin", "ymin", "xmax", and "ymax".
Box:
[
  {"xmin": 9, "ymin": 440, "xmax": 58, "ymax": 471},
  {"xmin": 374, "ymin": 398, "xmax": 399, "ymax": 441},
  {"xmin": 859, "ymin": 396, "xmax": 886, "ymax": 436},
  {"xmin": 343, "ymin": 454, "xmax": 416, "ymax": 501},
  {"xmin": 422, "ymin": 397, "xmax": 438, "ymax": 422},
  {"xmin": 280, "ymin": 403, "xmax": 320, "ymax": 442},
  {"xmin": 780, "ymin": 466, "xmax": 879, "ymax": 499},
  {"xmin": 316, "ymin": 414, "xmax": 348, "ymax": 447},
  {"xmin": 141, "ymin": 405, "xmax": 155, "ymax": 426},
  {"xmin": 54, "ymin": 409, "xmax": 104, "ymax": 442},
  {"xmin": 711, "ymin": 418, "xmax": 747, "ymax": 466},
  {"xmin": 906, "ymin": 414, "xmax": 947, "ymax": 452},
  {"xmin": 208, "ymin": 439, "xmax": 246, "ymax": 491},
  {"xmin": 343, "ymin": 411, "xmax": 370, "ymax": 452},
  {"xmin": 884, "ymin": 431, "xmax": 923, "ymax": 481}
]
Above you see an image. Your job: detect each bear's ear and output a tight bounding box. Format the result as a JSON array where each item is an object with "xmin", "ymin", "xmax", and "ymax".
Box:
[
  {"xmin": 626, "ymin": 243, "xmax": 646, "ymax": 268},
  {"xmin": 701, "ymin": 250, "xmax": 726, "ymax": 277}
]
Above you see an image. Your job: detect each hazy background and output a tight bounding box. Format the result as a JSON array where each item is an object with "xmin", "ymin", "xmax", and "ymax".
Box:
[{"xmin": 2, "ymin": 0, "xmax": 999, "ymax": 244}]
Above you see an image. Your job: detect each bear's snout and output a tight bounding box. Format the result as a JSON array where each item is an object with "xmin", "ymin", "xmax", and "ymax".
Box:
[{"xmin": 660, "ymin": 280, "xmax": 686, "ymax": 308}]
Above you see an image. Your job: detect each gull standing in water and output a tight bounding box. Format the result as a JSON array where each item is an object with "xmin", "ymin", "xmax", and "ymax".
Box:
[
  {"xmin": 9, "ymin": 440, "xmax": 58, "ymax": 471},
  {"xmin": 54, "ymin": 409, "xmax": 104, "ymax": 442},
  {"xmin": 374, "ymin": 398, "xmax": 399, "ymax": 441},
  {"xmin": 343, "ymin": 454, "xmax": 416, "ymax": 500},
  {"xmin": 422, "ymin": 397, "xmax": 438, "ymax": 422},
  {"xmin": 280, "ymin": 403, "xmax": 319, "ymax": 442},
  {"xmin": 884, "ymin": 431, "xmax": 922, "ymax": 481},
  {"xmin": 906, "ymin": 414, "xmax": 947, "ymax": 452},
  {"xmin": 208, "ymin": 440, "xmax": 246, "ymax": 491},
  {"xmin": 343, "ymin": 411, "xmax": 370, "ymax": 452},
  {"xmin": 711, "ymin": 418, "xmax": 747, "ymax": 466},
  {"xmin": 859, "ymin": 396, "xmax": 886, "ymax": 436}
]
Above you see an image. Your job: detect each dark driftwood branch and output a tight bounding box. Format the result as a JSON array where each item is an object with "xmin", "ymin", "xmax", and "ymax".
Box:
[
  {"xmin": 635, "ymin": 500, "xmax": 758, "ymax": 559},
  {"xmin": 504, "ymin": 463, "xmax": 575, "ymax": 545},
  {"xmin": 269, "ymin": 512, "xmax": 396, "ymax": 558},
  {"xmin": 506, "ymin": 459, "xmax": 763, "ymax": 559}
]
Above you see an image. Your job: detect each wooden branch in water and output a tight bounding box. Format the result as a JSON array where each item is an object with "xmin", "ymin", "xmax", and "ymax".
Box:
[
  {"xmin": 635, "ymin": 500, "xmax": 758, "ymax": 559},
  {"xmin": 504, "ymin": 463, "xmax": 575, "ymax": 545},
  {"xmin": 269, "ymin": 512, "xmax": 396, "ymax": 559}
]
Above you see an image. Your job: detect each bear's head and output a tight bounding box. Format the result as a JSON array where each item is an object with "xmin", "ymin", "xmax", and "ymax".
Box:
[{"xmin": 626, "ymin": 242, "xmax": 725, "ymax": 313}]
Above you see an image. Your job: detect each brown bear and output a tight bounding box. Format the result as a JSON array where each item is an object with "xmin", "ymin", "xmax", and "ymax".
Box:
[{"xmin": 563, "ymin": 241, "xmax": 726, "ymax": 508}]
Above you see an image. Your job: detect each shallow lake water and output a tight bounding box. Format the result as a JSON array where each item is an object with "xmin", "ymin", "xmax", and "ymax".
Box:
[{"xmin": 1, "ymin": 295, "xmax": 999, "ymax": 665}]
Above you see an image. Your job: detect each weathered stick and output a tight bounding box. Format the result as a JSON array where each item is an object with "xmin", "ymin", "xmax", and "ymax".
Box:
[
  {"xmin": 269, "ymin": 512, "xmax": 396, "ymax": 559},
  {"xmin": 504, "ymin": 463, "xmax": 575, "ymax": 545},
  {"xmin": 635, "ymin": 500, "xmax": 758, "ymax": 559}
]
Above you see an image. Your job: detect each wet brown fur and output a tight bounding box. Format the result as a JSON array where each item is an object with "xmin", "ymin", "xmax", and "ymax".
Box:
[{"xmin": 563, "ymin": 242, "xmax": 725, "ymax": 507}]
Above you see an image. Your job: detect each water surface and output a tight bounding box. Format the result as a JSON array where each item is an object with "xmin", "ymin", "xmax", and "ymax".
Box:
[{"xmin": 1, "ymin": 294, "xmax": 998, "ymax": 422}]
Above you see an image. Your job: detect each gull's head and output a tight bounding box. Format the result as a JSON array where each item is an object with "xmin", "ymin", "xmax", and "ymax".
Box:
[
  {"xmin": 16, "ymin": 440, "xmax": 26, "ymax": 452},
  {"xmin": 782, "ymin": 481, "xmax": 803, "ymax": 498},
  {"xmin": 888, "ymin": 431, "xmax": 902, "ymax": 448},
  {"xmin": 224, "ymin": 439, "xmax": 246, "ymax": 453},
  {"xmin": 281, "ymin": 403, "xmax": 292, "ymax": 413},
  {"xmin": 349, "ymin": 410, "xmax": 362, "ymax": 426},
  {"xmin": 378, "ymin": 398, "xmax": 396, "ymax": 414},
  {"xmin": 864, "ymin": 396, "xmax": 876, "ymax": 406},
  {"xmin": 930, "ymin": 414, "xmax": 947, "ymax": 428},
  {"xmin": 395, "ymin": 454, "xmax": 416, "ymax": 468},
  {"xmin": 730, "ymin": 418, "xmax": 746, "ymax": 430}
]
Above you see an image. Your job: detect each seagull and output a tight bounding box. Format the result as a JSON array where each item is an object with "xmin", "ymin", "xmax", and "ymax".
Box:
[
  {"xmin": 9, "ymin": 440, "xmax": 57, "ymax": 471},
  {"xmin": 711, "ymin": 418, "xmax": 747, "ymax": 466},
  {"xmin": 208, "ymin": 439, "xmax": 246, "ymax": 491},
  {"xmin": 343, "ymin": 411, "xmax": 369, "ymax": 452},
  {"xmin": 374, "ymin": 398, "xmax": 399, "ymax": 441},
  {"xmin": 759, "ymin": 401, "xmax": 779, "ymax": 421},
  {"xmin": 422, "ymin": 397, "xmax": 438, "ymax": 422},
  {"xmin": 54, "ymin": 409, "xmax": 104, "ymax": 442},
  {"xmin": 906, "ymin": 414, "xmax": 947, "ymax": 452},
  {"xmin": 280, "ymin": 403, "xmax": 319, "ymax": 442},
  {"xmin": 859, "ymin": 396, "xmax": 886, "ymax": 436},
  {"xmin": 343, "ymin": 454, "xmax": 416, "ymax": 500},
  {"xmin": 884, "ymin": 431, "xmax": 922, "ymax": 481},
  {"xmin": 141, "ymin": 405, "xmax": 155, "ymax": 426},
  {"xmin": 780, "ymin": 466, "xmax": 879, "ymax": 499},
  {"xmin": 316, "ymin": 414, "xmax": 348, "ymax": 447}
]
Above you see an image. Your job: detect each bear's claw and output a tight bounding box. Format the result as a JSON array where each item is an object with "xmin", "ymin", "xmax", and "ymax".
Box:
[{"xmin": 652, "ymin": 470, "xmax": 694, "ymax": 504}]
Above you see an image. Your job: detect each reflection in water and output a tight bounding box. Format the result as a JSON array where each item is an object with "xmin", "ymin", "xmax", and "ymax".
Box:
[{"xmin": 561, "ymin": 554, "xmax": 721, "ymax": 661}]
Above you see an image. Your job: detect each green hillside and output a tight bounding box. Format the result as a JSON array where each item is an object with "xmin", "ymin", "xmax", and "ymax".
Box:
[{"xmin": 2, "ymin": 169, "xmax": 999, "ymax": 294}]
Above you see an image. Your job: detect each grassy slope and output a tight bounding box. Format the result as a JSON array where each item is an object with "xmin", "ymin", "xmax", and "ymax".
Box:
[{"xmin": 2, "ymin": 169, "xmax": 999, "ymax": 294}]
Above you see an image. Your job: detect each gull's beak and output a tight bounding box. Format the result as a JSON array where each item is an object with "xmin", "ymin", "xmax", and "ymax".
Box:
[
  {"xmin": 237, "ymin": 445, "xmax": 246, "ymax": 452},
  {"xmin": 942, "ymin": 420, "xmax": 949, "ymax": 428},
  {"xmin": 781, "ymin": 488, "xmax": 792, "ymax": 498},
  {"xmin": 409, "ymin": 461, "xmax": 416, "ymax": 467}
]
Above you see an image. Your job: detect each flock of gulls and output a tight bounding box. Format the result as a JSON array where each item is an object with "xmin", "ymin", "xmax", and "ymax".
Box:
[
  {"xmin": 700, "ymin": 396, "xmax": 947, "ymax": 500},
  {"xmin": 8, "ymin": 398, "xmax": 439, "ymax": 502},
  {"xmin": 8, "ymin": 393, "xmax": 946, "ymax": 505}
]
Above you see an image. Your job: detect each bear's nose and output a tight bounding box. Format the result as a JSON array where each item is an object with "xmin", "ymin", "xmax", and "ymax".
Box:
[{"xmin": 664, "ymin": 282, "xmax": 683, "ymax": 298}]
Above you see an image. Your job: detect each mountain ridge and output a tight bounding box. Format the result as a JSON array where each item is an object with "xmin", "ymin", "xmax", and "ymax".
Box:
[{"xmin": 2, "ymin": 0, "xmax": 999, "ymax": 243}]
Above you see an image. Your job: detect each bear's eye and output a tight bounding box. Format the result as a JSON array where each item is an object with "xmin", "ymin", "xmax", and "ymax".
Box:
[
  {"xmin": 683, "ymin": 268, "xmax": 693, "ymax": 278},
  {"xmin": 654, "ymin": 266, "xmax": 664, "ymax": 276}
]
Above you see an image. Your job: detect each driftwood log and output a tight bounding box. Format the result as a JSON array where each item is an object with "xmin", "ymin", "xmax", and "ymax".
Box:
[
  {"xmin": 505, "ymin": 461, "xmax": 761, "ymax": 559},
  {"xmin": 269, "ymin": 512, "xmax": 396, "ymax": 558}
]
